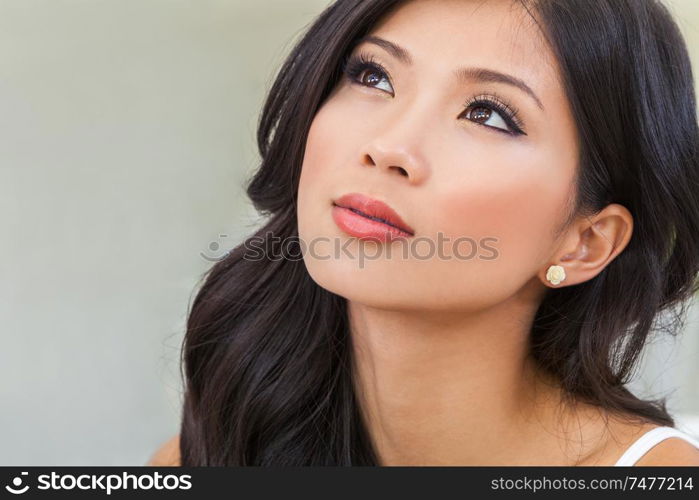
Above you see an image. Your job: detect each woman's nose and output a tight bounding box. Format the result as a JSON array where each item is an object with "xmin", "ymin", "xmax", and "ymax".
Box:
[
  {"xmin": 358, "ymin": 100, "xmax": 434, "ymax": 185},
  {"xmin": 360, "ymin": 142, "xmax": 427, "ymax": 184}
]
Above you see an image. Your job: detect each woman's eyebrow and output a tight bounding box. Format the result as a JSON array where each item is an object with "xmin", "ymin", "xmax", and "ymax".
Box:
[{"xmin": 355, "ymin": 35, "xmax": 545, "ymax": 111}]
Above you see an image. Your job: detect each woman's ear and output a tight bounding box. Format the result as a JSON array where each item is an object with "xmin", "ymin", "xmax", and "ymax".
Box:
[{"xmin": 540, "ymin": 203, "xmax": 634, "ymax": 287}]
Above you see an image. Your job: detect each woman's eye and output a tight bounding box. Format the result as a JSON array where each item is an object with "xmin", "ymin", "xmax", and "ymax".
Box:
[
  {"xmin": 462, "ymin": 105, "xmax": 512, "ymax": 134},
  {"xmin": 353, "ymin": 66, "xmax": 394, "ymax": 94},
  {"xmin": 344, "ymin": 55, "xmax": 525, "ymax": 136}
]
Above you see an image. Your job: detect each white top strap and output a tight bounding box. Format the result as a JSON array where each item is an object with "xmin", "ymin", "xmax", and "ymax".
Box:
[{"xmin": 614, "ymin": 426, "xmax": 699, "ymax": 466}]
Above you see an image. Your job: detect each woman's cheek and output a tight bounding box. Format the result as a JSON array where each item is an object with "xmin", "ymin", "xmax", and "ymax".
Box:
[
  {"xmin": 298, "ymin": 102, "xmax": 351, "ymax": 264},
  {"xmin": 430, "ymin": 166, "xmax": 571, "ymax": 272}
]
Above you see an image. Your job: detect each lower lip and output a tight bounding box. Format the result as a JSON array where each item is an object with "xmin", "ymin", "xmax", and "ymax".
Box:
[{"xmin": 331, "ymin": 204, "xmax": 413, "ymax": 242}]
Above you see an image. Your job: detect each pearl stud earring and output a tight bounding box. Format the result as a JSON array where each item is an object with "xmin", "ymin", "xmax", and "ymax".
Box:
[{"xmin": 546, "ymin": 265, "xmax": 566, "ymax": 285}]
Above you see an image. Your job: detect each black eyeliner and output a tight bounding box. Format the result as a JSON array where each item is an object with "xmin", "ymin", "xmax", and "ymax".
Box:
[{"xmin": 342, "ymin": 51, "xmax": 527, "ymax": 136}]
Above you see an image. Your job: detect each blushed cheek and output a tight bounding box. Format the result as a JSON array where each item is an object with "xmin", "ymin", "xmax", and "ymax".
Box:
[
  {"xmin": 298, "ymin": 95, "xmax": 364, "ymax": 235},
  {"xmin": 433, "ymin": 167, "xmax": 573, "ymax": 270},
  {"xmin": 297, "ymin": 126, "xmax": 323, "ymax": 244},
  {"xmin": 298, "ymin": 105, "xmax": 344, "ymax": 246}
]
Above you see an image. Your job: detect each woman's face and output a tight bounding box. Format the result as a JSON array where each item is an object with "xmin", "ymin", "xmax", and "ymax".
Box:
[{"xmin": 297, "ymin": 0, "xmax": 579, "ymax": 312}]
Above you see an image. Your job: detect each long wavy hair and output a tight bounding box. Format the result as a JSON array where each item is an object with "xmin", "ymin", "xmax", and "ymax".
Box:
[{"xmin": 179, "ymin": 0, "xmax": 699, "ymax": 465}]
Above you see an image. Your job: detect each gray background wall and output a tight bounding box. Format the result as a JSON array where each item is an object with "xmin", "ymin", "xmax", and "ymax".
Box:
[{"xmin": 1, "ymin": 0, "xmax": 697, "ymax": 465}]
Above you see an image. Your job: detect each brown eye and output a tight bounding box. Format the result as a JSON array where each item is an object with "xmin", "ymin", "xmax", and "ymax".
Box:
[
  {"xmin": 460, "ymin": 101, "xmax": 517, "ymax": 135},
  {"xmin": 343, "ymin": 53, "xmax": 394, "ymax": 94},
  {"xmin": 469, "ymin": 106, "xmax": 492, "ymax": 124},
  {"xmin": 359, "ymin": 69, "xmax": 383, "ymax": 87}
]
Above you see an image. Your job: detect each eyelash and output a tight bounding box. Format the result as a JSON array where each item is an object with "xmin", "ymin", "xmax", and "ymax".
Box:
[{"xmin": 341, "ymin": 52, "xmax": 527, "ymax": 137}]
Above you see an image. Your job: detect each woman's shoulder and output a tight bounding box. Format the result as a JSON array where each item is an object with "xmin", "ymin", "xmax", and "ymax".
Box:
[
  {"xmin": 578, "ymin": 417, "xmax": 699, "ymax": 466},
  {"xmin": 146, "ymin": 434, "xmax": 181, "ymax": 466},
  {"xmin": 631, "ymin": 426, "xmax": 699, "ymax": 466},
  {"xmin": 605, "ymin": 422, "xmax": 699, "ymax": 466}
]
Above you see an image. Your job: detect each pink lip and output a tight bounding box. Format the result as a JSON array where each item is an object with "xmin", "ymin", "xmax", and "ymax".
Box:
[{"xmin": 331, "ymin": 192, "xmax": 415, "ymax": 241}]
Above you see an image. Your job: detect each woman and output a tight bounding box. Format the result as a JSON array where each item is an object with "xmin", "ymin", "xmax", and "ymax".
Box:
[{"xmin": 150, "ymin": 0, "xmax": 699, "ymax": 465}]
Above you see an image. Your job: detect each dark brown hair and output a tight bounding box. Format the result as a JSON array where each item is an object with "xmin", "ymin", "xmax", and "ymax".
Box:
[{"xmin": 179, "ymin": 0, "xmax": 699, "ymax": 465}]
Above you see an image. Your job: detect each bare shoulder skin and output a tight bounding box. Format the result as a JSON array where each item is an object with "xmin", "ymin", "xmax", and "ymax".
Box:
[
  {"xmin": 146, "ymin": 434, "xmax": 180, "ymax": 466},
  {"xmin": 577, "ymin": 421, "xmax": 699, "ymax": 466},
  {"xmin": 634, "ymin": 437, "xmax": 699, "ymax": 466}
]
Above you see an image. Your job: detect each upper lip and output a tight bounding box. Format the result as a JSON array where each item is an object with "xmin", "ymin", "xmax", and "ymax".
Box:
[{"xmin": 332, "ymin": 192, "xmax": 415, "ymax": 235}]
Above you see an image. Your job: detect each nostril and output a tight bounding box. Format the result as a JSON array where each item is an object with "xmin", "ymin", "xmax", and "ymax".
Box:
[{"xmin": 392, "ymin": 166, "xmax": 409, "ymax": 176}]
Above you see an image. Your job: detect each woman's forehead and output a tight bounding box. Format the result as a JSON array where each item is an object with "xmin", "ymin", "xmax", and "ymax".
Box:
[
  {"xmin": 368, "ymin": 0, "xmax": 559, "ymax": 89},
  {"xmin": 363, "ymin": 0, "xmax": 564, "ymax": 109}
]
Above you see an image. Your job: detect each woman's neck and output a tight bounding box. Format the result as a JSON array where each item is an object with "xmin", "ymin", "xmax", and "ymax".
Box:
[{"xmin": 348, "ymin": 295, "xmax": 614, "ymax": 466}]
